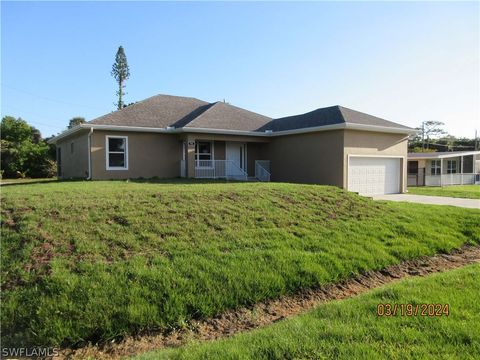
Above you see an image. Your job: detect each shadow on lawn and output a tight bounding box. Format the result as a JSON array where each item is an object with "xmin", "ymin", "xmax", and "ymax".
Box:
[{"xmin": 0, "ymin": 177, "xmax": 246, "ymax": 187}]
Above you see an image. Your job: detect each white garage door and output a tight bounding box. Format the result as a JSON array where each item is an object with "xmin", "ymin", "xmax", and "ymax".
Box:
[{"xmin": 348, "ymin": 157, "xmax": 401, "ymax": 196}]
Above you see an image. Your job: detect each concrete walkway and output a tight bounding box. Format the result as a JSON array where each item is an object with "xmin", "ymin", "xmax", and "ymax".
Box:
[{"xmin": 372, "ymin": 194, "xmax": 480, "ymax": 209}]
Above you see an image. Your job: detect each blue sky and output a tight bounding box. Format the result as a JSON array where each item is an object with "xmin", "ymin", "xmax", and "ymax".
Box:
[{"xmin": 1, "ymin": 1, "xmax": 478, "ymax": 138}]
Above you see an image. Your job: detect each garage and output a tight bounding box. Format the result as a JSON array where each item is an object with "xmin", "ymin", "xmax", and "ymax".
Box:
[{"xmin": 348, "ymin": 157, "xmax": 401, "ymax": 195}]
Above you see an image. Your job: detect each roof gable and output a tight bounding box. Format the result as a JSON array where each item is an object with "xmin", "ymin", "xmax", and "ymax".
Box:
[
  {"xmin": 260, "ymin": 106, "xmax": 343, "ymax": 132},
  {"xmin": 184, "ymin": 102, "xmax": 272, "ymax": 131},
  {"xmin": 89, "ymin": 94, "xmax": 208, "ymax": 128},
  {"xmin": 338, "ymin": 106, "xmax": 411, "ymax": 130}
]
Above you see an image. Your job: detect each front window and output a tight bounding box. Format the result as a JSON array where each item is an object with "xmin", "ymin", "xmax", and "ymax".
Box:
[
  {"xmin": 447, "ymin": 160, "xmax": 457, "ymax": 174},
  {"xmin": 106, "ymin": 136, "xmax": 128, "ymax": 170},
  {"xmin": 195, "ymin": 141, "xmax": 213, "ymax": 167},
  {"xmin": 430, "ymin": 160, "xmax": 441, "ymax": 175}
]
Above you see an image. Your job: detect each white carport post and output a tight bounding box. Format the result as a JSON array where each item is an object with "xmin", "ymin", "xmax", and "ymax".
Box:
[
  {"xmin": 461, "ymin": 155, "xmax": 464, "ymax": 185},
  {"xmin": 440, "ymin": 159, "xmax": 443, "ymax": 187}
]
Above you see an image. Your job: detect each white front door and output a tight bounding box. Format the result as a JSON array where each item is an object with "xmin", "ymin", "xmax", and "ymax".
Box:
[
  {"xmin": 226, "ymin": 142, "xmax": 247, "ymax": 176},
  {"xmin": 348, "ymin": 157, "xmax": 401, "ymax": 195}
]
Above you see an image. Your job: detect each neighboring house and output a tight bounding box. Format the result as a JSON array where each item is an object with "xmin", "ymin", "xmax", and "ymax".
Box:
[
  {"xmin": 49, "ymin": 94, "xmax": 416, "ymax": 195},
  {"xmin": 407, "ymin": 151, "xmax": 480, "ymax": 187}
]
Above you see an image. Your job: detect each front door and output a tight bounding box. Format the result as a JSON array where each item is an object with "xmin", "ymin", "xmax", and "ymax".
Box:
[{"xmin": 226, "ymin": 142, "xmax": 247, "ymax": 176}]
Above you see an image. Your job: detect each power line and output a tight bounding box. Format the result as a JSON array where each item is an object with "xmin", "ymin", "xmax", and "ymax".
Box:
[
  {"xmin": 1, "ymin": 83, "xmax": 106, "ymax": 111},
  {"xmin": 1, "ymin": 106, "xmax": 64, "ymax": 130}
]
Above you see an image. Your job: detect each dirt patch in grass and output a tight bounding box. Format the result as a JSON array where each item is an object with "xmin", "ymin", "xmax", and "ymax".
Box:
[
  {"xmin": 58, "ymin": 244, "xmax": 480, "ymax": 360},
  {"xmin": 108, "ymin": 215, "xmax": 130, "ymax": 226}
]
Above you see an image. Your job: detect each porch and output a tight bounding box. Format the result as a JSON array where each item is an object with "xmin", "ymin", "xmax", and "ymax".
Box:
[
  {"xmin": 180, "ymin": 137, "xmax": 271, "ymax": 181},
  {"xmin": 407, "ymin": 151, "xmax": 480, "ymax": 187}
]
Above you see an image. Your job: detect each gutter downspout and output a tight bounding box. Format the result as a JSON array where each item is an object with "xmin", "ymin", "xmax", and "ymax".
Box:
[{"xmin": 87, "ymin": 127, "xmax": 93, "ymax": 180}]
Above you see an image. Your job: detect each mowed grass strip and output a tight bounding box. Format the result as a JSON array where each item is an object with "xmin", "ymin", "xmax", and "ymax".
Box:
[
  {"xmin": 1, "ymin": 180, "xmax": 479, "ymax": 347},
  {"xmin": 407, "ymin": 185, "xmax": 480, "ymax": 199},
  {"xmin": 139, "ymin": 264, "xmax": 480, "ymax": 360}
]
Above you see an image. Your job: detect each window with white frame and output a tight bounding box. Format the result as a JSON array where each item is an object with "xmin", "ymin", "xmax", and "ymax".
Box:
[
  {"xmin": 447, "ymin": 160, "xmax": 457, "ymax": 174},
  {"xmin": 106, "ymin": 136, "xmax": 128, "ymax": 170},
  {"xmin": 430, "ymin": 160, "xmax": 441, "ymax": 175},
  {"xmin": 195, "ymin": 141, "xmax": 213, "ymax": 167}
]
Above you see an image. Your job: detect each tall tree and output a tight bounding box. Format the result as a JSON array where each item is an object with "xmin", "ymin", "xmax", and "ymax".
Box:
[
  {"xmin": 68, "ymin": 117, "xmax": 86, "ymax": 129},
  {"xmin": 111, "ymin": 46, "xmax": 130, "ymax": 110},
  {"xmin": 416, "ymin": 121, "xmax": 447, "ymax": 150}
]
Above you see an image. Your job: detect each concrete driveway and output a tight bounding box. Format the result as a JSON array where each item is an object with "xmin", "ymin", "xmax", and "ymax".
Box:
[{"xmin": 372, "ymin": 194, "xmax": 480, "ymax": 209}]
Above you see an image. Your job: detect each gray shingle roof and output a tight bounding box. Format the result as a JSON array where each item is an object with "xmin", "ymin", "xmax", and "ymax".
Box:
[
  {"xmin": 89, "ymin": 94, "xmax": 209, "ymax": 128},
  {"xmin": 261, "ymin": 105, "xmax": 412, "ymax": 132},
  {"xmin": 88, "ymin": 95, "xmax": 412, "ymax": 133},
  {"xmin": 184, "ymin": 101, "xmax": 272, "ymax": 131}
]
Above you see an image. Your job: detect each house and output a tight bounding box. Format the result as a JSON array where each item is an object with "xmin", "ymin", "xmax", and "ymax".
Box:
[
  {"xmin": 49, "ymin": 94, "xmax": 417, "ymax": 195},
  {"xmin": 407, "ymin": 151, "xmax": 480, "ymax": 186}
]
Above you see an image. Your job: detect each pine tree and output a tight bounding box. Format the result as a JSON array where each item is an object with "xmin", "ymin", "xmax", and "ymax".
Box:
[{"xmin": 111, "ymin": 46, "xmax": 130, "ymax": 110}]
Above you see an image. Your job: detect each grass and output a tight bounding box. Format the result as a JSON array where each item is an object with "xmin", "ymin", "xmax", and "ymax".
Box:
[
  {"xmin": 139, "ymin": 264, "xmax": 480, "ymax": 360},
  {"xmin": 408, "ymin": 185, "xmax": 480, "ymax": 199},
  {"xmin": 1, "ymin": 180, "xmax": 479, "ymax": 348}
]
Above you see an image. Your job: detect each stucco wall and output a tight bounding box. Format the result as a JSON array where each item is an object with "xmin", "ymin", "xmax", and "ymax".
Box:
[
  {"xmin": 57, "ymin": 131, "xmax": 89, "ymax": 179},
  {"xmin": 214, "ymin": 141, "xmax": 226, "ymax": 160},
  {"xmin": 343, "ymin": 130, "xmax": 408, "ymax": 192},
  {"xmin": 265, "ymin": 130, "xmax": 345, "ymax": 186},
  {"xmin": 246, "ymin": 142, "xmax": 269, "ymax": 176},
  {"xmin": 265, "ymin": 129, "xmax": 408, "ymax": 190},
  {"xmin": 90, "ymin": 131, "xmax": 182, "ymax": 180},
  {"xmin": 57, "ymin": 128, "xmax": 409, "ymax": 186}
]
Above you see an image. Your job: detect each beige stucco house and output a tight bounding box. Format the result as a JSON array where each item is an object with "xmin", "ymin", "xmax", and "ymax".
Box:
[{"xmin": 49, "ymin": 94, "xmax": 417, "ymax": 195}]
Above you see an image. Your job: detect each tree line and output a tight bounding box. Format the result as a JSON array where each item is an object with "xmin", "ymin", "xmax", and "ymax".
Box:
[
  {"xmin": 1, "ymin": 116, "xmax": 56, "ymax": 178},
  {"xmin": 409, "ymin": 121, "xmax": 479, "ymax": 152}
]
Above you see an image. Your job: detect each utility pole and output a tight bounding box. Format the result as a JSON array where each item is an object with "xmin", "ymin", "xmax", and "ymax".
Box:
[{"xmin": 421, "ymin": 121, "xmax": 425, "ymax": 151}]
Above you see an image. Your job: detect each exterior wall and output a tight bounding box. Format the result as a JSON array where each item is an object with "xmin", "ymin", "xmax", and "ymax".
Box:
[
  {"xmin": 246, "ymin": 142, "xmax": 268, "ymax": 176},
  {"xmin": 265, "ymin": 130, "xmax": 344, "ymax": 186},
  {"xmin": 214, "ymin": 141, "xmax": 226, "ymax": 160},
  {"xmin": 90, "ymin": 131, "xmax": 182, "ymax": 180},
  {"xmin": 343, "ymin": 130, "xmax": 408, "ymax": 192},
  {"xmin": 57, "ymin": 127, "xmax": 410, "ymax": 186},
  {"xmin": 57, "ymin": 131, "xmax": 89, "ymax": 179},
  {"xmin": 418, "ymin": 159, "xmax": 427, "ymax": 169}
]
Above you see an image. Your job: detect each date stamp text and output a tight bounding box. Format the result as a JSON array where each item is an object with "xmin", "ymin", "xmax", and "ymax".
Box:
[{"xmin": 377, "ymin": 303, "xmax": 449, "ymax": 317}]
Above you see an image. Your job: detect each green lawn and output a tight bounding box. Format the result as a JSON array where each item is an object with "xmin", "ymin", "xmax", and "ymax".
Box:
[
  {"xmin": 408, "ymin": 185, "xmax": 480, "ymax": 199},
  {"xmin": 1, "ymin": 180, "xmax": 479, "ymax": 348},
  {"xmin": 140, "ymin": 264, "xmax": 480, "ymax": 360}
]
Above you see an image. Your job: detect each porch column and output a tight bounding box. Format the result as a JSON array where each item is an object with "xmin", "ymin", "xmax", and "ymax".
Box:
[
  {"xmin": 440, "ymin": 159, "xmax": 443, "ymax": 186},
  {"xmin": 186, "ymin": 135, "xmax": 196, "ymax": 178},
  {"xmin": 461, "ymin": 156, "xmax": 464, "ymax": 185}
]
